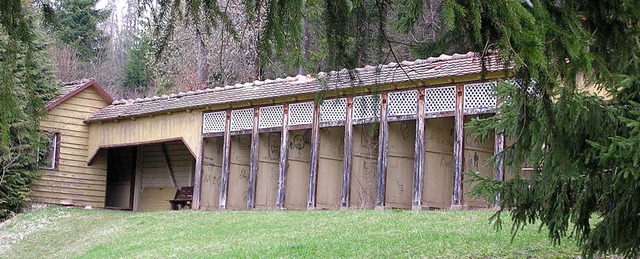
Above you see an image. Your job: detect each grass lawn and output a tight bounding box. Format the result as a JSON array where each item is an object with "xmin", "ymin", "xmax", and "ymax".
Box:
[{"xmin": 0, "ymin": 206, "xmax": 580, "ymax": 258}]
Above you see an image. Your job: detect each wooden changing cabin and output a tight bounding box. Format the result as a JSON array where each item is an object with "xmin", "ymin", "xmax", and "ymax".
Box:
[{"xmin": 34, "ymin": 52, "xmax": 508, "ymax": 211}]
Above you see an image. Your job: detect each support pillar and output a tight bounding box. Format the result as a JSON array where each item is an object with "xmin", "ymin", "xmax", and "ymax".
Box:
[
  {"xmin": 276, "ymin": 104, "xmax": 290, "ymax": 209},
  {"xmin": 341, "ymin": 97, "xmax": 354, "ymax": 208},
  {"xmin": 412, "ymin": 89, "xmax": 426, "ymax": 210},
  {"xmin": 452, "ymin": 84, "xmax": 465, "ymax": 209},
  {"xmin": 307, "ymin": 104, "xmax": 320, "ymax": 209},
  {"xmin": 375, "ymin": 93, "xmax": 389, "ymax": 209},
  {"xmin": 192, "ymin": 139, "xmax": 204, "ymax": 210},
  {"xmin": 247, "ymin": 107, "xmax": 260, "ymax": 209},
  {"xmin": 219, "ymin": 110, "xmax": 232, "ymax": 210}
]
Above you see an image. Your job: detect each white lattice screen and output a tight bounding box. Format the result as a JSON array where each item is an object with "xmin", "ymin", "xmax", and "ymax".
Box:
[
  {"xmin": 353, "ymin": 94, "xmax": 381, "ymax": 120},
  {"xmin": 203, "ymin": 111, "xmax": 226, "ymax": 133},
  {"xmin": 425, "ymin": 86, "xmax": 456, "ymax": 113},
  {"xmin": 320, "ymin": 98, "xmax": 347, "ymax": 123},
  {"xmin": 464, "ymin": 82, "xmax": 497, "ymax": 112},
  {"xmin": 388, "ymin": 90, "xmax": 418, "ymax": 116},
  {"xmin": 259, "ymin": 105, "xmax": 283, "ymax": 129},
  {"xmin": 288, "ymin": 102, "xmax": 314, "ymax": 126},
  {"xmin": 230, "ymin": 108, "xmax": 254, "ymax": 131}
]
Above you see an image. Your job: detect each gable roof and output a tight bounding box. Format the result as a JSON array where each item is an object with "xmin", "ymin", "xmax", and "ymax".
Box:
[
  {"xmin": 86, "ymin": 52, "xmax": 505, "ymax": 122},
  {"xmin": 46, "ymin": 78, "xmax": 114, "ymax": 111}
]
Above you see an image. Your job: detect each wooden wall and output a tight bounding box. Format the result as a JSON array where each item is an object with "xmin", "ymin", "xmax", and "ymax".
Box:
[
  {"xmin": 463, "ymin": 115, "xmax": 494, "ymax": 208},
  {"xmin": 285, "ymin": 129, "xmax": 311, "ymax": 209},
  {"xmin": 385, "ymin": 121, "xmax": 415, "ymax": 209},
  {"xmin": 200, "ymin": 137, "xmax": 222, "ymax": 210},
  {"xmin": 349, "ymin": 124, "xmax": 378, "ymax": 209},
  {"xmin": 227, "ymin": 135, "xmax": 251, "ymax": 210},
  {"xmin": 87, "ymin": 110, "xmax": 203, "ymax": 163},
  {"xmin": 255, "ymin": 133, "xmax": 280, "ymax": 209},
  {"xmin": 134, "ymin": 141, "xmax": 195, "ymax": 211},
  {"xmin": 33, "ymin": 87, "xmax": 110, "ymax": 208},
  {"xmin": 422, "ymin": 117, "xmax": 455, "ymax": 209},
  {"xmin": 316, "ymin": 127, "xmax": 344, "ymax": 209}
]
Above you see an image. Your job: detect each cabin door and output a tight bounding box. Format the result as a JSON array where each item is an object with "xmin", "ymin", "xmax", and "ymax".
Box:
[{"xmin": 105, "ymin": 146, "xmax": 137, "ymax": 210}]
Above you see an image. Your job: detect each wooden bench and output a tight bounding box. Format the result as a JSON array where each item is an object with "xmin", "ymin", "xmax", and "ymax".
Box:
[{"xmin": 169, "ymin": 186, "xmax": 193, "ymax": 210}]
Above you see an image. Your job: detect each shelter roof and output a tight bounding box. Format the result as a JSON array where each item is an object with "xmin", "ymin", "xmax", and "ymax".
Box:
[{"xmin": 86, "ymin": 52, "xmax": 505, "ymax": 122}]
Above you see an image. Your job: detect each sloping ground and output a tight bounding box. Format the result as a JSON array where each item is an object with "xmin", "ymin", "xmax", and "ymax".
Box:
[{"xmin": 0, "ymin": 207, "xmax": 579, "ymax": 258}]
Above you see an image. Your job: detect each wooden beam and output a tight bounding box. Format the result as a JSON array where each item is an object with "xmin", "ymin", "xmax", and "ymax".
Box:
[
  {"xmin": 493, "ymin": 91, "xmax": 505, "ymax": 206},
  {"xmin": 494, "ymin": 131, "xmax": 505, "ymax": 205},
  {"xmin": 276, "ymin": 104, "xmax": 290, "ymax": 209},
  {"xmin": 341, "ymin": 97, "xmax": 354, "ymax": 208},
  {"xmin": 219, "ymin": 110, "xmax": 232, "ymax": 210},
  {"xmin": 452, "ymin": 84, "xmax": 465, "ymax": 208},
  {"xmin": 412, "ymin": 89, "xmax": 426, "ymax": 210},
  {"xmin": 247, "ymin": 107, "xmax": 260, "ymax": 209},
  {"xmin": 192, "ymin": 139, "xmax": 204, "ymax": 210},
  {"xmin": 375, "ymin": 93, "xmax": 389, "ymax": 209},
  {"xmin": 307, "ymin": 104, "xmax": 321, "ymax": 209},
  {"xmin": 161, "ymin": 143, "xmax": 178, "ymax": 188},
  {"xmin": 132, "ymin": 146, "xmax": 144, "ymax": 211}
]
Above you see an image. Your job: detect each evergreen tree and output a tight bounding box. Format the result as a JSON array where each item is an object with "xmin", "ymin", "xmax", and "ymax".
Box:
[
  {"xmin": 51, "ymin": 0, "xmax": 110, "ymax": 62},
  {"xmin": 399, "ymin": 0, "xmax": 639, "ymax": 257},
  {"xmin": 0, "ymin": 3, "xmax": 59, "ymax": 220}
]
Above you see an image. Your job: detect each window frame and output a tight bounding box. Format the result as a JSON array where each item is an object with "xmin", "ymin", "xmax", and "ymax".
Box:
[{"xmin": 40, "ymin": 131, "xmax": 61, "ymax": 170}]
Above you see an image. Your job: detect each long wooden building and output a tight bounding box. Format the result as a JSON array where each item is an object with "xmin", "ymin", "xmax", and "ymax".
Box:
[{"xmin": 33, "ymin": 52, "xmax": 509, "ymax": 211}]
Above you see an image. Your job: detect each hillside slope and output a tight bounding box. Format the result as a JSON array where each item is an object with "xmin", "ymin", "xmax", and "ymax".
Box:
[{"xmin": 0, "ymin": 207, "xmax": 579, "ymax": 258}]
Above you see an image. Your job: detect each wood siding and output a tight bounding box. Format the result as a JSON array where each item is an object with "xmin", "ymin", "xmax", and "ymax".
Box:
[
  {"xmin": 87, "ymin": 110, "xmax": 203, "ymax": 163},
  {"xmin": 33, "ymin": 87, "xmax": 110, "ymax": 208}
]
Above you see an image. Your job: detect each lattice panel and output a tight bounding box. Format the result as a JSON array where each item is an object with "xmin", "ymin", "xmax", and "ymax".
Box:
[
  {"xmin": 259, "ymin": 105, "xmax": 283, "ymax": 129},
  {"xmin": 464, "ymin": 82, "xmax": 497, "ymax": 111},
  {"xmin": 425, "ymin": 86, "xmax": 456, "ymax": 113},
  {"xmin": 203, "ymin": 111, "xmax": 226, "ymax": 133},
  {"xmin": 288, "ymin": 102, "xmax": 314, "ymax": 126},
  {"xmin": 230, "ymin": 108, "xmax": 254, "ymax": 131},
  {"xmin": 353, "ymin": 94, "xmax": 381, "ymax": 120},
  {"xmin": 388, "ymin": 90, "xmax": 418, "ymax": 116},
  {"xmin": 320, "ymin": 98, "xmax": 347, "ymax": 123}
]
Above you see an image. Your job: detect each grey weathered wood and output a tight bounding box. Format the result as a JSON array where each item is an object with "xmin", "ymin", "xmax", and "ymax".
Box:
[
  {"xmin": 247, "ymin": 107, "xmax": 260, "ymax": 209},
  {"xmin": 161, "ymin": 143, "xmax": 179, "ymax": 188},
  {"xmin": 412, "ymin": 89, "xmax": 425, "ymax": 210},
  {"xmin": 375, "ymin": 93, "xmax": 389, "ymax": 208},
  {"xmin": 452, "ymin": 84, "xmax": 465, "ymax": 207},
  {"xmin": 219, "ymin": 110, "xmax": 232, "ymax": 210},
  {"xmin": 493, "ymin": 91, "xmax": 505, "ymax": 205},
  {"xmin": 341, "ymin": 97, "xmax": 354, "ymax": 208},
  {"xmin": 276, "ymin": 104, "xmax": 290, "ymax": 209},
  {"xmin": 192, "ymin": 139, "xmax": 204, "ymax": 210},
  {"xmin": 307, "ymin": 104, "xmax": 321, "ymax": 209}
]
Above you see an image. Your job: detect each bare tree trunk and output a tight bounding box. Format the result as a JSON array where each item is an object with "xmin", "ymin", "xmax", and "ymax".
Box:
[
  {"xmin": 196, "ymin": 32, "xmax": 209, "ymax": 87},
  {"xmin": 298, "ymin": 16, "xmax": 310, "ymax": 75}
]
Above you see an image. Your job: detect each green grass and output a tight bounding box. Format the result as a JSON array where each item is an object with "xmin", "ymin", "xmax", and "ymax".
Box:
[{"xmin": 0, "ymin": 207, "xmax": 580, "ymax": 258}]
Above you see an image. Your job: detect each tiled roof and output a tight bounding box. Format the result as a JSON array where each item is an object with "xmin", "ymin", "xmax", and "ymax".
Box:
[
  {"xmin": 86, "ymin": 52, "xmax": 505, "ymax": 122},
  {"xmin": 46, "ymin": 78, "xmax": 114, "ymax": 110}
]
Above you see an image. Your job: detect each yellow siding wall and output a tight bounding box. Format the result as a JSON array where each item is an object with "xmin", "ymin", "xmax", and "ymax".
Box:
[
  {"xmin": 87, "ymin": 110, "xmax": 203, "ymax": 162},
  {"xmin": 33, "ymin": 87, "xmax": 110, "ymax": 208}
]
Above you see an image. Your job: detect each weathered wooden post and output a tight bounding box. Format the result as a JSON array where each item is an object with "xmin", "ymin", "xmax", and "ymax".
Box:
[
  {"xmin": 276, "ymin": 104, "xmax": 290, "ymax": 209},
  {"xmin": 247, "ymin": 107, "xmax": 260, "ymax": 209},
  {"xmin": 307, "ymin": 103, "xmax": 320, "ymax": 209},
  {"xmin": 341, "ymin": 97, "xmax": 354, "ymax": 208},
  {"xmin": 192, "ymin": 138, "xmax": 204, "ymax": 210},
  {"xmin": 219, "ymin": 110, "xmax": 232, "ymax": 210},
  {"xmin": 412, "ymin": 89, "xmax": 426, "ymax": 210},
  {"xmin": 375, "ymin": 93, "xmax": 389, "ymax": 209},
  {"xmin": 452, "ymin": 84, "xmax": 465, "ymax": 209}
]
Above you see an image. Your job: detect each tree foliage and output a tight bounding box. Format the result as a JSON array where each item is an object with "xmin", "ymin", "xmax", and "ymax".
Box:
[
  {"xmin": 405, "ymin": 0, "xmax": 640, "ymax": 257},
  {"xmin": 50, "ymin": 0, "xmax": 110, "ymax": 62},
  {"xmin": 0, "ymin": 2, "xmax": 58, "ymax": 221}
]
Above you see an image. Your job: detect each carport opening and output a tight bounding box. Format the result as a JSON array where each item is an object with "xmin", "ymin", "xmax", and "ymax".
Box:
[{"xmin": 104, "ymin": 140, "xmax": 196, "ymax": 211}]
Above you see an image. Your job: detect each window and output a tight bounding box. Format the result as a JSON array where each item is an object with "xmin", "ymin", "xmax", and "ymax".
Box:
[{"xmin": 39, "ymin": 132, "xmax": 60, "ymax": 170}]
